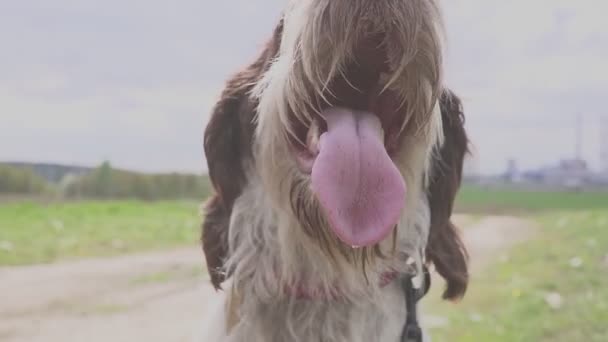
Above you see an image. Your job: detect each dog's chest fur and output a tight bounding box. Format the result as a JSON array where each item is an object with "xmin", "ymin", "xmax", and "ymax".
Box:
[{"xmin": 202, "ymin": 281, "xmax": 413, "ymax": 342}]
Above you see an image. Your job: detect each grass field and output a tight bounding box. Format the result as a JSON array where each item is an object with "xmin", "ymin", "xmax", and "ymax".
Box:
[
  {"xmin": 428, "ymin": 209, "xmax": 608, "ymax": 341},
  {"xmin": 456, "ymin": 185, "xmax": 608, "ymax": 213},
  {"xmin": 0, "ymin": 200, "xmax": 201, "ymax": 265},
  {"xmin": 0, "ymin": 186, "xmax": 605, "ymax": 265}
]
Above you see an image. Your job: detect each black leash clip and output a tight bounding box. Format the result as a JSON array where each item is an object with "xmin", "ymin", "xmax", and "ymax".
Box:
[
  {"xmin": 402, "ymin": 323, "xmax": 423, "ymax": 342},
  {"xmin": 400, "ymin": 266, "xmax": 431, "ymax": 342}
]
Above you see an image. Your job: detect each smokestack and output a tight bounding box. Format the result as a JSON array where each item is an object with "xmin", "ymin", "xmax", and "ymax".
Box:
[{"xmin": 601, "ymin": 116, "xmax": 608, "ymax": 172}]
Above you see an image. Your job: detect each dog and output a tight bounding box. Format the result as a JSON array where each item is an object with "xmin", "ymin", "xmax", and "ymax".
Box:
[{"xmin": 199, "ymin": 0, "xmax": 469, "ymax": 341}]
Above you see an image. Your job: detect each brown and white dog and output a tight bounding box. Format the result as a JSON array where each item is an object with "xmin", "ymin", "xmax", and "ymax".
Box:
[{"xmin": 199, "ymin": 0, "xmax": 469, "ymax": 341}]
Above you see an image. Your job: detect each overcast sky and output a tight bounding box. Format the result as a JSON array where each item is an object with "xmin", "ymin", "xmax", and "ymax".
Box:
[{"xmin": 1, "ymin": 0, "xmax": 607, "ymax": 174}]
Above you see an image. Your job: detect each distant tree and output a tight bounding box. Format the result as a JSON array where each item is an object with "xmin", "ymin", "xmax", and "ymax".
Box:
[
  {"xmin": 94, "ymin": 161, "xmax": 113, "ymax": 197},
  {"xmin": 62, "ymin": 162, "xmax": 211, "ymax": 200},
  {"xmin": 0, "ymin": 165, "xmax": 48, "ymax": 194}
]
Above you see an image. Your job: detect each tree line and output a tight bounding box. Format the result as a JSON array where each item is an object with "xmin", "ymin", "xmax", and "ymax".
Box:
[
  {"xmin": 0, "ymin": 165, "xmax": 48, "ymax": 194},
  {"xmin": 0, "ymin": 162, "xmax": 210, "ymax": 200}
]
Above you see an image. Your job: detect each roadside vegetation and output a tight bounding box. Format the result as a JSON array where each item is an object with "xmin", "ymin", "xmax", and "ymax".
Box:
[
  {"xmin": 0, "ymin": 201, "xmax": 200, "ymax": 265},
  {"xmin": 428, "ymin": 187, "xmax": 608, "ymax": 341}
]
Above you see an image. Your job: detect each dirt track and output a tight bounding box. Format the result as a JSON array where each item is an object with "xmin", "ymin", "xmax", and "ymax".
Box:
[{"xmin": 0, "ymin": 215, "xmax": 536, "ymax": 342}]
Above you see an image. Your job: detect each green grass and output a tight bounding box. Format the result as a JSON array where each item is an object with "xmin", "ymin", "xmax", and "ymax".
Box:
[
  {"xmin": 0, "ymin": 200, "xmax": 201, "ymax": 265},
  {"xmin": 427, "ymin": 210, "xmax": 608, "ymax": 342},
  {"xmin": 456, "ymin": 185, "xmax": 608, "ymax": 213}
]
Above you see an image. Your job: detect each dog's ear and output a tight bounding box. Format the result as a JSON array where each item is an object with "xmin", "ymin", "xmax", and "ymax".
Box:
[
  {"xmin": 425, "ymin": 90, "xmax": 470, "ymax": 301},
  {"xmin": 202, "ymin": 80, "xmax": 251, "ymax": 290},
  {"xmin": 201, "ymin": 21, "xmax": 283, "ymax": 290}
]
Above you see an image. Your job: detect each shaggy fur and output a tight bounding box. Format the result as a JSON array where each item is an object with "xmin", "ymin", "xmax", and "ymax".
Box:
[{"xmin": 200, "ymin": 1, "xmax": 469, "ymax": 341}]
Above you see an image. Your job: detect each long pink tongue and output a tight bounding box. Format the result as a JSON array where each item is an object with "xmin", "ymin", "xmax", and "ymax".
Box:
[{"xmin": 310, "ymin": 108, "xmax": 406, "ymax": 247}]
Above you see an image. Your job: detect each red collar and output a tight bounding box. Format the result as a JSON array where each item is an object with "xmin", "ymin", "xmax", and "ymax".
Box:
[{"xmin": 283, "ymin": 271, "xmax": 399, "ymax": 300}]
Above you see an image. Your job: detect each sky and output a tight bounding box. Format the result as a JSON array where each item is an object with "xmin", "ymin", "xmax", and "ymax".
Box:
[{"xmin": 1, "ymin": 0, "xmax": 607, "ymax": 175}]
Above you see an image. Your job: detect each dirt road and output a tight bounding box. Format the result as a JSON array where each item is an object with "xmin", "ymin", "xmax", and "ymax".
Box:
[{"xmin": 0, "ymin": 215, "xmax": 536, "ymax": 342}]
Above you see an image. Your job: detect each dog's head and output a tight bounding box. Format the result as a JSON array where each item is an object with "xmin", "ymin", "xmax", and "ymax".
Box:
[{"xmin": 202, "ymin": 0, "xmax": 468, "ymax": 300}]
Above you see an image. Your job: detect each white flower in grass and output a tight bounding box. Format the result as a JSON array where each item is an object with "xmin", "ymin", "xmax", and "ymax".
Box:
[
  {"xmin": 569, "ymin": 257, "xmax": 583, "ymax": 268},
  {"xmin": 469, "ymin": 313, "xmax": 484, "ymax": 323},
  {"xmin": 51, "ymin": 219, "xmax": 64, "ymax": 231},
  {"xmin": 556, "ymin": 217, "xmax": 569, "ymax": 228},
  {"xmin": 544, "ymin": 292, "xmax": 563, "ymax": 310},
  {"xmin": 0, "ymin": 241, "xmax": 14, "ymax": 252},
  {"xmin": 422, "ymin": 314, "xmax": 449, "ymax": 329}
]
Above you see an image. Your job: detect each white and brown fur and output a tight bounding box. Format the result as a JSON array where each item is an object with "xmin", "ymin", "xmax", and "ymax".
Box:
[{"xmin": 200, "ymin": 1, "xmax": 469, "ymax": 341}]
